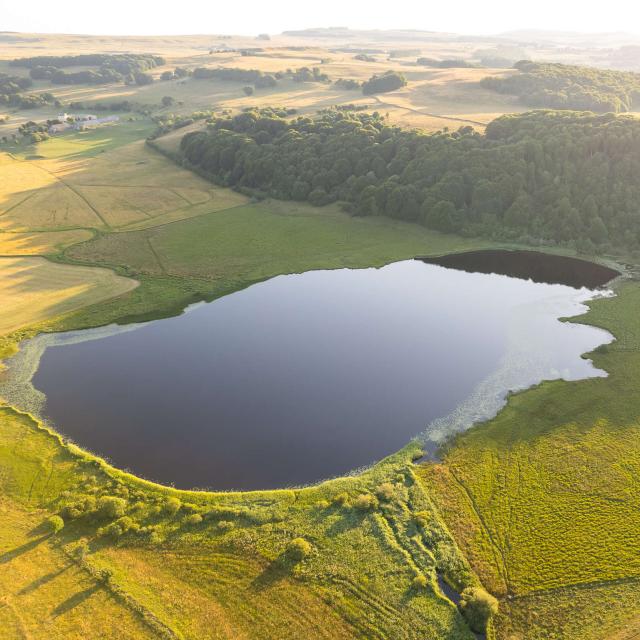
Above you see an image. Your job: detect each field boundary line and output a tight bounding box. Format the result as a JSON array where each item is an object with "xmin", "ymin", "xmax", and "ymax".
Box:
[
  {"xmin": 146, "ymin": 237, "xmax": 167, "ymax": 275},
  {"xmin": 115, "ymin": 202, "xmax": 250, "ymax": 234},
  {"xmin": 447, "ymin": 467, "xmax": 511, "ymax": 593},
  {"xmin": 372, "ymin": 96, "xmax": 487, "ymax": 127},
  {"xmin": 28, "ymin": 160, "xmax": 112, "ymax": 229},
  {"xmin": 511, "ymin": 574, "xmax": 640, "ymax": 601},
  {"xmin": 0, "ymin": 191, "xmax": 38, "ymax": 217}
]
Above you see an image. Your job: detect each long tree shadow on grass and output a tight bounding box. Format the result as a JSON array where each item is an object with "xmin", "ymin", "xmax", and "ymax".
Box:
[
  {"xmin": 19, "ymin": 564, "xmax": 72, "ymax": 595},
  {"xmin": 0, "ymin": 535, "xmax": 48, "ymax": 564},
  {"xmin": 52, "ymin": 585, "xmax": 101, "ymax": 616},
  {"xmin": 325, "ymin": 509, "xmax": 367, "ymax": 537},
  {"xmin": 250, "ymin": 556, "xmax": 295, "ymax": 592}
]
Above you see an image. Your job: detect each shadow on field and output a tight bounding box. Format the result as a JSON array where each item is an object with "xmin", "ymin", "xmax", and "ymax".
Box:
[
  {"xmin": 52, "ymin": 584, "xmax": 101, "ymax": 616},
  {"xmin": 325, "ymin": 512, "xmax": 364, "ymax": 537},
  {"xmin": 19, "ymin": 564, "xmax": 72, "ymax": 594},
  {"xmin": 251, "ymin": 557, "xmax": 291, "ymax": 591},
  {"xmin": 0, "ymin": 535, "xmax": 48, "ymax": 563}
]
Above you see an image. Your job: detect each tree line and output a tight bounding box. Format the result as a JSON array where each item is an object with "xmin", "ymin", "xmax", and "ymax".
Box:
[
  {"xmin": 11, "ymin": 53, "xmax": 164, "ymax": 71},
  {"xmin": 193, "ymin": 65, "xmax": 330, "ymax": 90},
  {"xmin": 11, "ymin": 54, "xmax": 165, "ymax": 87},
  {"xmin": 192, "ymin": 65, "xmax": 404, "ymax": 95},
  {"xmin": 178, "ymin": 107, "xmax": 640, "ymax": 255},
  {"xmin": 0, "ymin": 73, "xmax": 58, "ymax": 109},
  {"xmin": 417, "ymin": 58, "xmax": 478, "ymax": 68},
  {"xmin": 482, "ymin": 61, "xmax": 640, "ymax": 112}
]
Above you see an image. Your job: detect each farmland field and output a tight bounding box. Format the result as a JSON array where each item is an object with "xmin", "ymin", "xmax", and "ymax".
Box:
[
  {"xmin": 0, "ymin": 256, "xmax": 137, "ymax": 338},
  {"xmin": 0, "ymin": 133, "xmax": 248, "ymax": 232}
]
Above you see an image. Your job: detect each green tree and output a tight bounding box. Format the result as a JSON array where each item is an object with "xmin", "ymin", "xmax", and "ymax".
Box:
[
  {"xmin": 424, "ymin": 201, "xmax": 457, "ymax": 233},
  {"xmin": 46, "ymin": 515, "xmax": 64, "ymax": 535},
  {"xmin": 459, "ymin": 587, "xmax": 499, "ymax": 633}
]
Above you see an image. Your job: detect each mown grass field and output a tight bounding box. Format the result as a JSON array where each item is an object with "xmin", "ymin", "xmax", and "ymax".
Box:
[
  {"xmin": 0, "ymin": 127, "xmax": 248, "ymax": 233},
  {"xmin": 0, "ymin": 256, "xmax": 137, "ymax": 339},
  {"xmin": 418, "ymin": 280, "xmax": 640, "ymax": 638}
]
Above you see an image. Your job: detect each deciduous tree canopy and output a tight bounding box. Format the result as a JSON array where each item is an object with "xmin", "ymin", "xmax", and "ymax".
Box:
[
  {"xmin": 179, "ymin": 108, "xmax": 640, "ymax": 254},
  {"xmin": 482, "ymin": 61, "xmax": 640, "ymax": 112}
]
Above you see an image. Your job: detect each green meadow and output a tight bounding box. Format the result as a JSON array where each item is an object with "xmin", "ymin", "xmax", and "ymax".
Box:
[{"xmin": 419, "ymin": 281, "xmax": 640, "ymax": 638}]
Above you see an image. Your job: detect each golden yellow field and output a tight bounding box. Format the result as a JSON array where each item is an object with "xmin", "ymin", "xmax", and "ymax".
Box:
[
  {"xmin": 0, "ymin": 496, "xmax": 157, "ymax": 640},
  {"xmin": 0, "ymin": 229, "xmax": 93, "ymax": 255},
  {"xmin": 0, "ymin": 256, "xmax": 137, "ymax": 337},
  {"xmin": 0, "ymin": 142, "xmax": 248, "ymax": 233}
]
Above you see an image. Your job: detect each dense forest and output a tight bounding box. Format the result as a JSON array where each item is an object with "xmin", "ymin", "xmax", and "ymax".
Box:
[
  {"xmin": 178, "ymin": 107, "xmax": 640, "ymax": 254},
  {"xmin": 482, "ymin": 61, "xmax": 640, "ymax": 112},
  {"xmin": 10, "ymin": 54, "xmax": 165, "ymax": 86}
]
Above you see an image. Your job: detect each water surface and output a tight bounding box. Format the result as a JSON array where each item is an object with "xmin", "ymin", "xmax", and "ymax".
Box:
[{"xmin": 17, "ymin": 257, "xmax": 614, "ymax": 490}]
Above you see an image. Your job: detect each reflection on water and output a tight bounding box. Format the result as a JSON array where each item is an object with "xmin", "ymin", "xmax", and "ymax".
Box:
[{"xmin": 4, "ymin": 256, "xmax": 615, "ymax": 490}]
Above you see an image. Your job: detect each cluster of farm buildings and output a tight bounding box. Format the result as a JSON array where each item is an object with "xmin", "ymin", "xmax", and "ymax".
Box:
[{"xmin": 48, "ymin": 113, "xmax": 119, "ymax": 134}]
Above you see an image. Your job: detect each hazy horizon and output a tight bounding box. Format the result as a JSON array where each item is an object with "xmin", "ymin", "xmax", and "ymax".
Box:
[{"xmin": 3, "ymin": 0, "xmax": 640, "ymax": 39}]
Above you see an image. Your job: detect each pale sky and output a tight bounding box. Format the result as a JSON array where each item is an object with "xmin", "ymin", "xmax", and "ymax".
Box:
[{"xmin": 1, "ymin": 0, "xmax": 639, "ymax": 37}]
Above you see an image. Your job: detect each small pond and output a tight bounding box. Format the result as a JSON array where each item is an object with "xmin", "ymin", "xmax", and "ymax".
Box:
[{"xmin": 5, "ymin": 251, "xmax": 617, "ymax": 490}]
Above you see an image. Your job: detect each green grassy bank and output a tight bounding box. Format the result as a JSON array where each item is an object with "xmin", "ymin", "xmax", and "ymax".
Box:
[{"xmin": 419, "ymin": 280, "xmax": 640, "ymax": 638}]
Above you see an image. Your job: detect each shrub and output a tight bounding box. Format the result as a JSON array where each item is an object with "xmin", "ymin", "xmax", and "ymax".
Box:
[
  {"xmin": 184, "ymin": 513, "xmax": 203, "ymax": 525},
  {"xmin": 354, "ymin": 493, "xmax": 378, "ymax": 511},
  {"xmin": 332, "ymin": 492, "xmax": 350, "ymax": 506},
  {"xmin": 61, "ymin": 502, "xmax": 83, "ymax": 520},
  {"xmin": 163, "ymin": 497, "xmax": 182, "ymax": 515},
  {"xmin": 70, "ymin": 538, "xmax": 89, "ymax": 561},
  {"xmin": 412, "ymin": 574, "xmax": 428, "ymax": 589},
  {"xmin": 243, "ymin": 86, "xmax": 254, "ymax": 96},
  {"xmin": 148, "ymin": 530, "xmax": 162, "ymax": 545},
  {"xmin": 97, "ymin": 567, "xmax": 113, "ymax": 583},
  {"xmin": 62, "ymin": 495, "xmax": 97, "ymax": 520},
  {"xmin": 131, "ymin": 500, "xmax": 146, "ymax": 513},
  {"xmin": 287, "ymin": 537, "xmax": 312, "ymax": 561},
  {"xmin": 217, "ymin": 520, "xmax": 234, "ymax": 531},
  {"xmin": 97, "ymin": 496, "xmax": 127, "ymax": 519},
  {"xmin": 98, "ymin": 516, "xmax": 135, "ymax": 539},
  {"xmin": 46, "ymin": 515, "xmax": 64, "ymax": 534},
  {"xmin": 134, "ymin": 72, "xmax": 153, "ymax": 86},
  {"xmin": 414, "ymin": 511, "xmax": 430, "ymax": 529},
  {"xmin": 459, "ymin": 587, "xmax": 499, "ymax": 633},
  {"xmin": 376, "ymin": 483, "xmax": 395, "ymax": 502}
]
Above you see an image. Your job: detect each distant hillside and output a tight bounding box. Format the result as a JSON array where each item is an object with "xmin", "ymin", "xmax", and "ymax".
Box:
[{"xmin": 482, "ymin": 61, "xmax": 640, "ymax": 112}]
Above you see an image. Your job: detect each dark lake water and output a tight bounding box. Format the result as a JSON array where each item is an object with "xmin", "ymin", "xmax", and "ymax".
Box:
[{"xmin": 22, "ymin": 254, "xmax": 615, "ymax": 490}]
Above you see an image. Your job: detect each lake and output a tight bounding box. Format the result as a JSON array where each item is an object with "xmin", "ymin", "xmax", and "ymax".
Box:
[{"xmin": 11, "ymin": 252, "xmax": 616, "ymax": 490}]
